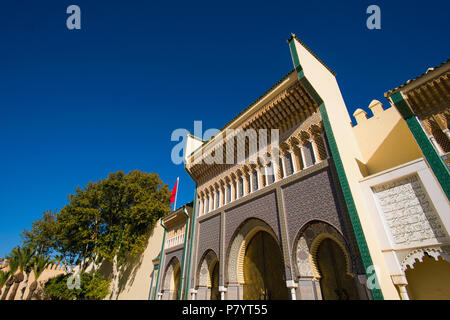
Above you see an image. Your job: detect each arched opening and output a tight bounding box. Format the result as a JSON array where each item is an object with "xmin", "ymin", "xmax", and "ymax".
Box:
[
  {"xmin": 196, "ymin": 250, "xmax": 219, "ymax": 300},
  {"xmin": 405, "ymin": 254, "xmax": 450, "ymax": 300},
  {"xmin": 243, "ymin": 231, "xmax": 289, "ymax": 300},
  {"xmin": 162, "ymin": 257, "xmax": 181, "ymax": 300},
  {"xmin": 210, "ymin": 261, "xmax": 220, "ymax": 300},
  {"xmin": 316, "ymin": 238, "xmax": 358, "ymax": 300},
  {"xmin": 172, "ymin": 263, "xmax": 181, "ymax": 300}
]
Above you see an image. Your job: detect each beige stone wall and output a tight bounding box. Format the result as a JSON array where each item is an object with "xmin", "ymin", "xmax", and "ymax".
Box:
[{"xmin": 0, "ymin": 260, "xmax": 66, "ymax": 300}]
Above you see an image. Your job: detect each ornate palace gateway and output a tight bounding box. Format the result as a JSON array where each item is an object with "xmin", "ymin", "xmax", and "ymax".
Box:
[{"xmin": 147, "ymin": 35, "xmax": 450, "ymax": 300}]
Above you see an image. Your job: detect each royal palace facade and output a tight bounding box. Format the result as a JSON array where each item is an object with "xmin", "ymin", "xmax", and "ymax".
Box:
[{"xmin": 144, "ymin": 36, "xmax": 450, "ymax": 300}]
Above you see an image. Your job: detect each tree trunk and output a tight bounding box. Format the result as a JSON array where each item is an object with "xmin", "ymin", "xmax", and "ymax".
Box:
[
  {"xmin": 19, "ymin": 272, "xmax": 30, "ymax": 300},
  {"xmin": 1, "ymin": 278, "xmax": 13, "ymax": 300},
  {"xmin": 110, "ymin": 254, "xmax": 119, "ymax": 300},
  {"xmin": 8, "ymin": 272, "xmax": 24, "ymax": 300},
  {"xmin": 26, "ymin": 281, "xmax": 38, "ymax": 300}
]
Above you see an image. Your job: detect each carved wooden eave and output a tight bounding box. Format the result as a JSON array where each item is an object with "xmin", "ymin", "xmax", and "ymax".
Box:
[
  {"xmin": 185, "ymin": 76, "xmax": 323, "ymax": 184},
  {"xmin": 404, "ymin": 72, "xmax": 450, "ymax": 118},
  {"xmin": 384, "ymin": 60, "xmax": 450, "ymax": 129}
]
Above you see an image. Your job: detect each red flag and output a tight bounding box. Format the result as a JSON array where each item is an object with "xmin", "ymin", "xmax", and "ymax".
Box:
[{"xmin": 170, "ymin": 178, "xmax": 178, "ymax": 204}]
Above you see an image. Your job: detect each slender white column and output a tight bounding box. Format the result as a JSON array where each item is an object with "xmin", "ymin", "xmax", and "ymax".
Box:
[
  {"xmin": 286, "ymin": 280, "xmax": 297, "ymax": 300},
  {"xmin": 429, "ymin": 135, "xmax": 444, "ymax": 155},
  {"xmin": 398, "ymin": 285, "xmax": 410, "ymax": 300},
  {"xmin": 310, "ymin": 139, "xmax": 319, "ymax": 164},
  {"xmin": 231, "ymin": 179, "xmax": 236, "ymax": 201},
  {"xmin": 300, "ymin": 145, "xmax": 307, "ymax": 168},
  {"xmin": 219, "ymin": 286, "xmax": 227, "ymax": 300},
  {"xmin": 189, "ymin": 289, "xmax": 197, "ymax": 300},
  {"xmin": 224, "ymin": 184, "xmax": 228, "ymax": 204}
]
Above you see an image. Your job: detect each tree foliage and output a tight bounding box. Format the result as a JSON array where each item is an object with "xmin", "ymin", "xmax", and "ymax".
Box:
[
  {"xmin": 21, "ymin": 210, "xmax": 58, "ymax": 257},
  {"xmin": 0, "ymin": 271, "xmax": 10, "ymax": 295},
  {"xmin": 44, "ymin": 272, "xmax": 111, "ymax": 300},
  {"xmin": 59, "ymin": 170, "xmax": 171, "ymax": 266},
  {"xmin": 17, "ymin": 170, "xmax": 170, "ymax": 299}
]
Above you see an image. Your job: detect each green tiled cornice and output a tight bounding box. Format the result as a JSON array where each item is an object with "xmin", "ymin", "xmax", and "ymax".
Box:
[
  {"xmin": 390, "ymin": 92, "xmax": 450, "ymax": 199},
  {"xmin": 288, "ymin": 39, "xmax": 383, "ymax": 300}
]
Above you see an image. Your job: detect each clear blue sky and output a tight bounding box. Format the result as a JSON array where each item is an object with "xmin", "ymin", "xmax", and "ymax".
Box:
[{"xmin": 0, "ymin": 0, "xmax": 448, "ymax": 256}]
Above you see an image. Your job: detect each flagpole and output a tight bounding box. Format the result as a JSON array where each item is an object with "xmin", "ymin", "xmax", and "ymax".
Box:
[{"xmin": 173, "ymin": 177, "xmax": 179, "ymax": 212}]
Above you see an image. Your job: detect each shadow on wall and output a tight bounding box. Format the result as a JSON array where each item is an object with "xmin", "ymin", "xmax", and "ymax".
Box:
[
  {"xmin": 363, "ymin": 121, "xmax": 422, "ymax": 175},
  {"xmin": 95, "ymin": 225, "xmax": 157, "ymax": 299}
]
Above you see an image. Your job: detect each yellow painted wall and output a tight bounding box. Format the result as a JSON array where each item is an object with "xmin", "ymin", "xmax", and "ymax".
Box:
[
  {"xmin": 97, "ymin": 221, "xmax": 164, "ymax": 300},
  {"xmin": 292, "ymin": 38, "xmax": 401, "ymax": 299},
  {"xmin": 405, "ymin": 255, "xmax": 450, "ymax": 300},
  {"xmin": 352, "ymin": 103, "xmax": 422, "ymax": 176}
]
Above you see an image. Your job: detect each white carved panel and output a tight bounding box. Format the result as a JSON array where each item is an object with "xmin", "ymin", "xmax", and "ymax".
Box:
[{"xmin": 372, "ymin": 175, "xmax": 448, "ymax": 246}]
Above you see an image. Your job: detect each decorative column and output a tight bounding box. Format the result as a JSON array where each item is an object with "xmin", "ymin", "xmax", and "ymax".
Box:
[
  {"xmin": 310, "ymin": 138, "xmax": 320, "ymax": 165},
  {"xmin": 224, "ymin": 179, "xmax": 229, "ymax": 205},
  {"xmin": 280, "ymin": 143, "xmax": 290, "ymax": 177},
  {"xmin": 273, "ymin": 156, "xmax": 282, "ymax": 181},
  {"xmin": 230, "ymin": 175, "xmax": 236, "ymax": 201},
  {"xmin": 299, "ymin": 143, "xmax": 307, "ymax": 168},
  {"xmin": 444, "ymin": 128, "xmax": 450, "ymax": 140},
  {"xmin": 219, "ymin": 286, "xmax": 227, "ymax": 300},
  {"xmin": 204, "ymin": 191, "xmax": 209, "ymax": 214},
  {"xmin": 198, "ymin": 194, "xmax": 204, "ymax": 217},
  {"xmin": 243, "ymin": 169, "xmax": 250, "ymax": 196},
  {"xmin": 391, "ymin": 275, "xmax": 410, "ymax": 300},
  {"xmin": 286, "ymin": 280, "xmax": 298, "ymax": 300},
  {"xmin": 292, "ymin": 144, "xmax": 303, "ymax": 172},
  {"xmin": 214, "ymin": 184, "xmax": 220, "ymax": 209},
  {"xmin": 311, "ymin": 132, "xmax": 327, "ymax": 162},
  {"xmin": 236, "ymin": 172, "xmax": 241, "ymax": 199},
  {"xmin": 298, "ymin": 131, "xmax": 312, "ymax": 167},
  {"xmin": 309, "ymin": 124, "xmax": 326, "ymax": 162},
  {"xmin": 220, "ymin": 181, "xmax": 225, "ymax": 207},
  {"xmin": 209, "ymin": 188, "xmax": 214, "ymax": 212},
  {"xmin": 189, "ymin": 288, "xmax": 197, "ymax": 300},
  {"xmin": 257, "ymin": 164, "xmax": 265, "ymax": 188}
]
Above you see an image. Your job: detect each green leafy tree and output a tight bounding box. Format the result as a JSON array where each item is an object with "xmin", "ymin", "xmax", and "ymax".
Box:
[
  {"xmin": 21, "ymin": 210, "xmax": 58, "ymax": 257},
  {"xmin": 44, "ymin": 272, "xmax": 111, "ymax": 300},
  {"xmin": 56, "ymin": 182, "xmax": 102, "ymax": 269},
  {"xmin": 26, "ymin": 255, "xmax": 50, "ymax": 300},
  {"xmin": 58, "ymin": 170, "xmax": 170, "ymax": 298},
  {"xmin": 19, "ymin": 170, "xmax": 169, "ymax": 299}
]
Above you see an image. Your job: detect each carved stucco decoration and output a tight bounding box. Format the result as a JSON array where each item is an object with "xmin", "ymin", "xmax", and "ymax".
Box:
[
  {"xmin": 400, "ymin": 246, "xmax": 450, "ymax": 271},
  {"xmin": 372, "ymin": 175, "xmax": 448, "ymax": 246},
  {"xmin": 197, "ymin": 249, "xmax": 218, "ymax": 288}
]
